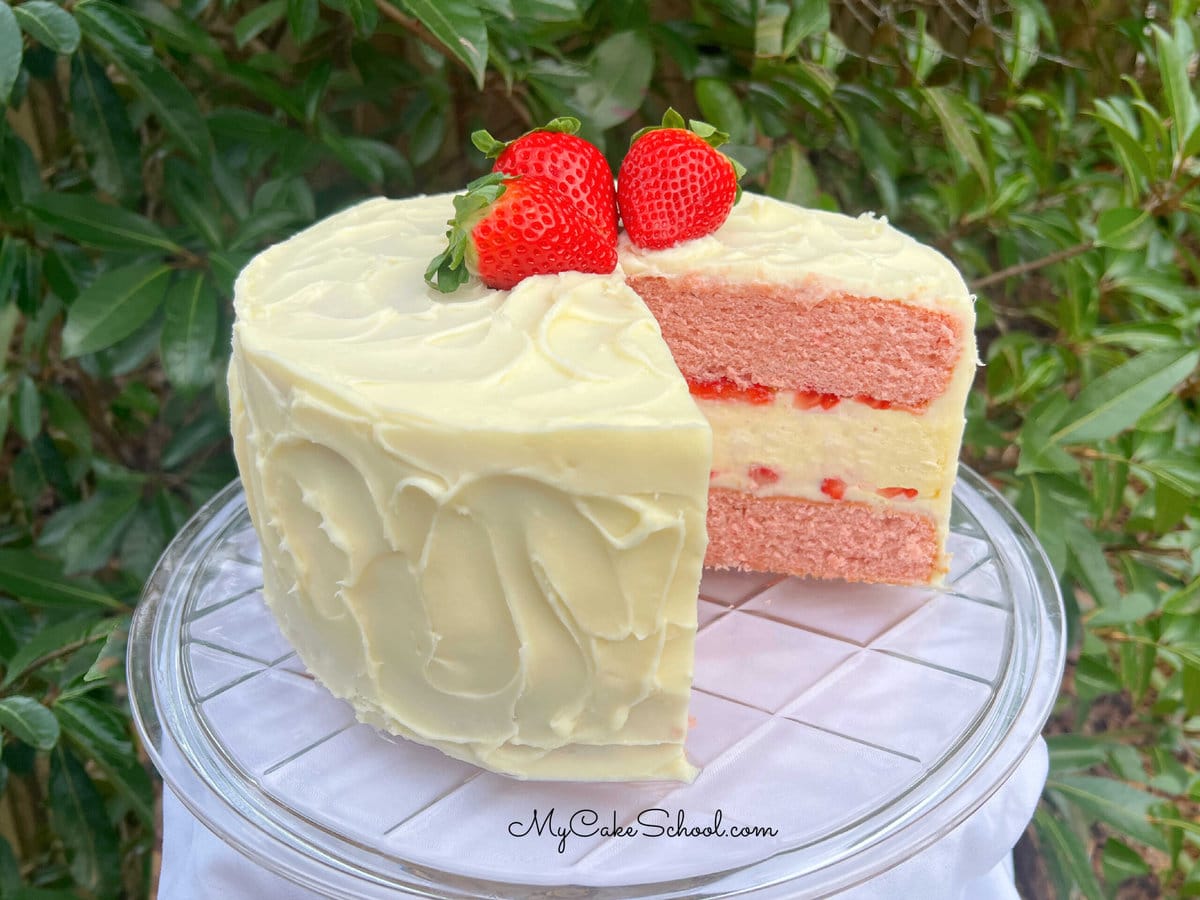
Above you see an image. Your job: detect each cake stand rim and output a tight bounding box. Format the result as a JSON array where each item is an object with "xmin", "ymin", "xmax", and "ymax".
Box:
[{"xmin": 127, "ymin": 466, "xmax": 1066, "ymax": 899}]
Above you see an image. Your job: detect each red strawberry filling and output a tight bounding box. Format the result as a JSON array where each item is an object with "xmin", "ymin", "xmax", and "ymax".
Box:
[
  {"xmin": 855, "ymin": 394, "xmax": 893, "ymax": 410},
  {"xmin": 748, "ymin": 464, "xmax": 780, "ymax": 486},
  {"xmin": 687, "ymin": 378, "xmax": 904, "ymax": 411},
  {"xmin": 794, "ymin": 390, "xmax": 841, "ymax": 410},
  {"xmin": 820, "ymin": 477, "xmax": 846, "ymax": 500},
  {"xmin": 710, "ymin": 467, "xmax": 920, "ymax": 501},
  {"xmin": 686, "ymin": 377, "xmax": 776, "ymax": 405}
]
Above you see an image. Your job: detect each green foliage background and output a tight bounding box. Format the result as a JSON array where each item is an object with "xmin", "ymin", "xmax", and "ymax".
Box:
[{"xmin": 0, "ymin": 0, "xmax": 1198, "ymax": 896}]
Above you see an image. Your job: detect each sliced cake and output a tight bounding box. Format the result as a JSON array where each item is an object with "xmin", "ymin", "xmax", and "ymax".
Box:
[
  {"xmin": 227, "ymin": 184, "xmax": 976, "ymax": 782},
  {"xmin": 621, "ymin": 193, "xmax": 978, "ymax": 584}
]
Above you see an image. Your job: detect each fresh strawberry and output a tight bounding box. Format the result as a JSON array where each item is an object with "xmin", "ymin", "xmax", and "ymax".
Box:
[
  {"xmin": 617, "ymin": 108, "xmax": 745, "ymax": 250},
  {"xmin": 425, "ymin": 172, "xmax": 617, "ymax": 292},
  {"xmin": 473, "ymin": 117, "xmax": 619, "ymax": 244}
]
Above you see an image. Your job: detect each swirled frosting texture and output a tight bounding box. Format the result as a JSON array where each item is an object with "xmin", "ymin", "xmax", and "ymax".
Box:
[{"xmin": 229, "ymin": 195, "xmax": 711, "ymax": 781}]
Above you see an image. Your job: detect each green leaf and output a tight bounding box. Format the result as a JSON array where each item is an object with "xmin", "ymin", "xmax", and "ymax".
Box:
[
  {"xmin": 1091, "ymin": 98, "xmax": 1154, "ymax": 187},
  {"xmin": 1046, "ymin": 734, "xmax": 1112, "ymax": 773},
  {"xmin": 1183, "ymin": 660, "xmax": 1200, "ymax": 718},
  {"xmin": 49, "ymin": 745, "xmax": 122, "ymax": 897},
  {"xmin": 766, "ymin": 140, "xmax": 819, "ymax": 206},
  {"xmin": 920, "ymin": 86, "xmax": 990, "ymax": 193},
  {"xmin": 13, "ymin": 1, "xmax": 80, "ymax": 53},
  {"xmin": 1049, "ymin": 774, "xmax": 1168, "ymax": 851},
  {"xmin": 53, "ymin": 697, "xmax": 130, "ymax": 766},
  {"xmin": 1103, "ymin": 836, "xmax": 1150, "ymax": 885},
  {"xmin": 695, "ymin": 78, "xmax": 748, "ymax": 143},
  {"xmin": 38, "ymin": 483, "xmax": 142, "ymax": 575},
  {"xmin": 1153, "ymin": 23, "xmax": 1200, "ymax": 153},
  {"xmin": 1064, "ymin": 517, "xmax": 1120, "ymax": 608},
  {"xmin": 55, "ymin": 695, "xmax": 154, "ymax": 827},
  {"xmin": 83, "ymin": 616, "xmax": 128, "ymax": 683},
  {"xmin": 69, "ymin": 52, "xmax": 142, "ymax": 201},
  {"xmin": 1015, "ymin": 474, "xmax": 1068, "ymax": 575},
  {"xmin": 160, "ymin": 272, "xmax": 218, "ymax": 391},
  {"xmin": 1163, "ymin": 577, "xmax": 1200, "ymax": 615},
  {"xmin": 2, "ymin": 614, "xmax": 105, "ymax": 688},
  {"xmin": 1155, "ymin": 477, "xmax": 1191, "ymax": 532},
  {"xmin": 287, "ymin": 0, "xmax": 318, "ymax": 43},
  {"xmin": 1051, "ymin": 348, "xmax": 1200, "ymax": 444},
  {"xmin": 26, "ymin": 192, "xmax": 179, "ymax": 253},
  {"xmin": 783, "ymin": 0, "xmax": 829, "ymax": 56},
  {"xmin": 1033, "ymin": 807, "xmax": 1105, "ymax": 900},
  {"xmin": 1088, "ymin": 591, "xmax": 1155, "ymax": 627},
  {"xmin": 574, "ymin": 30, "xmax": 654, "ymax": 130},
  {"xmin": 74, "ymin": 0, "xmax": 152, "ymax": 60},
  {"xmin": 0, "ymin": 3, "xmax": 22, "ymax": 106},
  {"xmin": 343, "ymin": 0, "xmax": 377, "ymax": 36},
  {"xmin": 126, "ymin": 0, "xmax": 221, "ymax": 56},
  {"xmin": 403, "ymin": 0, "xmax": 488, "ymax": 89},
  {"xmin": 234, "ymin": 0, "xmax": 285, "ymax": 47},
  {"xmin": 0, "ymin": 275, "xmax": 18, "ymax": 339},
  {"xmin": 1096, "ymin": 207, "xmax": 1151, "ymax": 250},
  {"xmin": 1006, "ymin": 0, "xmax": 1041, "ymax": 85},
  {"xmin": 62, "ymin": 262, "xmax": 171, "ymax": 358},
  {"xmin": 160, "ymin": 409, "xmax": 227, "ymax": 469},
  {"xmin": 0, "ymin": 836, "xmax": 19, "ymax": 895},
  {"xmin": 754, "ymin": 2, "xmax": 789, "ymax": 57},
  {"xmin": 0, "ymin": 696, "xmax": 60, "ymax": 750},
  {"xmin": 0, "ymin": 549, "xmax": 121, "ymax": 610},
  {"xmin": 1015, "ymin": 391, "xmax": 1077, "ymax": 476},
  {"xmin": 14, "ymin": 375, "xmax": 40, "ymax": 442},
  {"xmin": 163, "ymin": 159, "xmax": 224, "ymax": 249},
  {"xmin": 82, "ymin": 19, "xmax": 212, "ymax": 161}
]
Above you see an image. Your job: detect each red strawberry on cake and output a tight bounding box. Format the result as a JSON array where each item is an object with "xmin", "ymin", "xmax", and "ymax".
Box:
[
  {"xmin": 425, "ymin": 172, "xmax": 616, "ymax": 292},
  {"xmin": 617, "ymin": 108, "xmax": 746, "ymax": 249},
  {"xmin": 473, "ymin": 116, "xmax": 619, "ymax": 244}
]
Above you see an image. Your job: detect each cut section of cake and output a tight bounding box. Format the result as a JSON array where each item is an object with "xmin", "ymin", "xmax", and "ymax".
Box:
[{"xmin": 621, "ymin": 193, "xmax": 978, "ymax": 585}]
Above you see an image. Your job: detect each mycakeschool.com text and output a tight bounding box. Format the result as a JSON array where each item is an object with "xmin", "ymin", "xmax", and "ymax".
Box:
[{"xmin": 508, "ymin": 808, "xmax": 780, "ymax": 854}]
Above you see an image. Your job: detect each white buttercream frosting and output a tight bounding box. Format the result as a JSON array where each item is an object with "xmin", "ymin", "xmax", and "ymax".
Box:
[{"xmin": 230, "ymin": 195, "xmax": 711, "ymax": 781}]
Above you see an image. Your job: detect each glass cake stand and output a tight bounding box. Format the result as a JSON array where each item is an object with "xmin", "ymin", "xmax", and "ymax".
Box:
[{"xmin": 128, "ymin": 466, "xmax": 1065, "ymax": 899}]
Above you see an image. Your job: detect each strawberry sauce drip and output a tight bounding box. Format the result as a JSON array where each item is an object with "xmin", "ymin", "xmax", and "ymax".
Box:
[
  {"xmin": 877, "ymin": 486, "xmax": 919, "ymax": 499},
  {"xmin": 820, "ymin": 477, "xmax": 846, "ymax": 500}
]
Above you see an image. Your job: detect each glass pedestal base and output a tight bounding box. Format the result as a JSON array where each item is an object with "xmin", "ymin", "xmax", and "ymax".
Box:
[{"xmin": 129, "ymin": 467, "xmax": 1064, "ymax": 898}]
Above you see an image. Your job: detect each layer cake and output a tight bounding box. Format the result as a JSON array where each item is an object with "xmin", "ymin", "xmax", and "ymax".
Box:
[{"xmin": 227, "ymin": 190, "xmax": 976, "ymax": 781}]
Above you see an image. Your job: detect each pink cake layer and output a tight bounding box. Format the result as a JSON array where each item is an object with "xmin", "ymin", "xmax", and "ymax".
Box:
[
  {"xmin": 629, "ymin": 276, "xmax": 963, "ymax": 409},
  {"xmin": 705, "ymin": 489, "xmax": 941, "ymax": 584}
]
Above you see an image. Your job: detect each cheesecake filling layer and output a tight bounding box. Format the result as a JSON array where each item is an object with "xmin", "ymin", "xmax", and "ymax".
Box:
[{"xmin": 699, "ymin": 391, "xmax": 965, "ymax": 507}]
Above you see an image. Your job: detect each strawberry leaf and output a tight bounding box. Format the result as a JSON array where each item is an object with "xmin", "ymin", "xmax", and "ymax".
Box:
[
  {"xmin": 688, "ymin": 118, "xmax": 731, "ymax": 149},
  {"xmin": 470, "ymin": 129, "xmax": 507, "ymax": 158},
  {"xmin": 630, "ymin": 107, "xmax": 732, "ymax": 150},
  {"xmin": 471, "ymin": 116, "xmax": 582, "ymax": 160},
  {"xmin": 425, "ymin": 172, "xmax": 511, "ymax": 293}
]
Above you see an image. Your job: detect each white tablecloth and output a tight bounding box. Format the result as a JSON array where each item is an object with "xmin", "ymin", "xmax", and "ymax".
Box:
[{"xmin": 159, "ymin": 737, "xmax": 1045, "ymax": 899}]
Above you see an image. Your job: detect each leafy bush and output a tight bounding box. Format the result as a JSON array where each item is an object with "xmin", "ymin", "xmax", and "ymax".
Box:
[{"xmin": 0, "ymin": 0, "xmax": 1197, "ymax": 896}]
